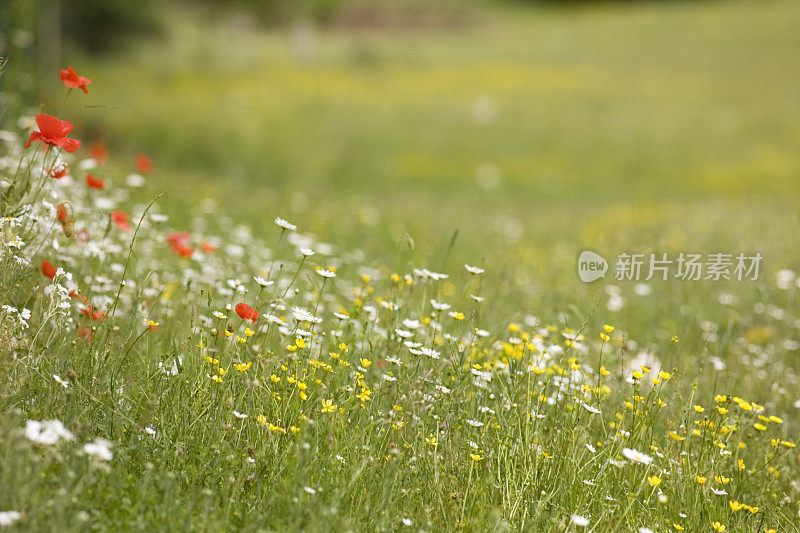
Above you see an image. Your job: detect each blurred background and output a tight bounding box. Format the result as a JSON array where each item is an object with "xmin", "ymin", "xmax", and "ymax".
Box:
[{"xmin": 1, "ymin": 0, "xmax": 799, "ymax": 335}]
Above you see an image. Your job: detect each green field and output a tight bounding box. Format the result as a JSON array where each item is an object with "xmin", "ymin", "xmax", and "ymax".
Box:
[{"xmin": 2, "ymin": 0, "xmax": 800, "ymax": 530}]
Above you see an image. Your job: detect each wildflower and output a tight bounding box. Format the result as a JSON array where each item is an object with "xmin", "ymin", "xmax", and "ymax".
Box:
[
  {"xmin": 25, "ymin": 114, "xmax": 81, "ymax": 152},
  {"xmin": 145, "ymin": 320, "xmax": 159, "ymax": 331},
  {"xmin": 658, "ymin": 370, "xmax": 671, "ymax": 380},
  {"xmin": 711, "ymin": 522, "xmax": 726, "ymax": 532},
  {"xmin": 111, "ymin": 210, "xmax": 132, "ymax": 233},
  {"xmin": 25, "ymin": 419, "xmax": 74, "ymax": 445},
  {"xmin": 82, "ymin": 438, "xmax": 113, "ymax": 461},
  {"xmin": 274, "ymin": 217, "xmax": 297, "ymax": 231},
  {"xmin": 648, "ymin": 475, "xmax": 661, "ymax": 486},
  {"xmin": 321, "ymin": 399, "xmax": 337, "ymax": 413},
  {"xmin": 0, "ymin": 511, "xmax": 23, "ymax": 527},
  {"xmin": 426, "ymin": 436, "xmax": 438, "ymax": 446},
  {"xmin": 696, "ymin": 475, "xmax": 706, "ymax": 484},
  {"xmin": 570, "ymin": 515, "xmax": 589, "ymax": 527},
  {"xmin": 86, "ymin": 174, "xmax": 104, "ymax": 190},
  {"xmin": 303, "ymin": 487, "xmax": 316, "ymax": 495},
  {"xmin": 603, "ymin": 324, "xmax": 614, "ymax": 333},
  {"xmin": 41, "ymin": 260, "xmax": 57, "ymax": 280},
  {"xmin": 233, "ymin": 410, "xmax": 248, "ymax": 419},
  {"xmin": 235, "ymin": 303, "xmax": 259, "ymax": 323},
  {"xmin": 465, "ymin": 264, "xmax": 484, "ymax": 274},
  {"xmin": 135, "ymin": 153, "xmax": 153, "ymax": 174},
  {"xmin": 622, "ymin": 447, "xmax": 653, "ymax": 465},
  {"xmin": 254, "ymin": 276, "xmax": 273, "ymax": 287},
  {"xmin": 316, "ymin": 268, "xmax": 336, "ymax": 278},
  {"xmin": 60, "ymin": 66, "xmax": 91, "ymax": 93},
  {"xmin": 694, "ymin": 405, "xmax": 705, "ymax": 413},
  {"xmin": 234, "ymin": 362, "xmax": 252, "ymax": 372},
  {"xmin": 470, "ymin": 454, "xmax": 482, "ymax": 462},
  {"xmin": 448, "ymin": 311, "xmax": 465, "ymax": 320}
]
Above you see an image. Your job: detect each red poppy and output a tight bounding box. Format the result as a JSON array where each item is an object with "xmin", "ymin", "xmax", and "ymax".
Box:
[
  {"xmin": 90, "ymin": 142, "xmax": 108, "ymax": 162},
  {"xmin": 135, "ymin": 153, "xmax": 153, "ymax": 174},
  {"xmin": 60, "ymin": 67, "xmax": 91, "ymax": 93},
  {"xmin": 25, "ymin": 114, "xmax": 81, "ymax": 153},
  {"xmin": 41, "ymin": 260, "xmax": 57, "ymax": 280},
  {"xmin": 111, "ymin": 210, "xmax": 132, "ymax": 233},
  {"xmin": 80, "ymin": 306, "xmax": 107, "ymax": 321},
  {"xmin": 173, "ymin": 242, "xmax": 195, "ymax": 258},
  {"xmin": 86, "ymin": 174, "xmax": 104, "ymax": 189},
  {"xmin": 56, "ymin": 203, "xmax": 70, "ymax": 224},
  {"xmin": 50, "ymin": 167, "xmax": 68, "ymax": 179},
  {"xmin": 166, "ymin": 232, "xmax": 190, "ymax": 247},
  {"xmin": 200, "ymin": 240, "xmax": 217, "ymax": 253},
  {"xmin": 77, "ymin": 327, "xmax": 93, "ymax": 343},
  {"xmin": 235, "ymin": 303, "xmax": 259, "ymax": 323}
]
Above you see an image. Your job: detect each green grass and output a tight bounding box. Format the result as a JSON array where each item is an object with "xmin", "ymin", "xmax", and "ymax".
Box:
[{"xmin": 1, "ymin": 0, "xmax": 800, "ymax": 530}]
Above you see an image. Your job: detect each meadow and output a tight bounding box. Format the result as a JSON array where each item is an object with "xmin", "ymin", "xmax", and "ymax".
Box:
[{"xmin": 1, "ymin": 0, "xmax": 800, "ymax": 530}]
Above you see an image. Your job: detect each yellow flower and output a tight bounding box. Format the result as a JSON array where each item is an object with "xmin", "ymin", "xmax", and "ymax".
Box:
[
  {"xmin": 658, "ymin": 370, "xmax": 671, "ymax": 380},
  {"xmin": 244, "ymin": 328, "xmax": 255, "ymax": 337},
  {"xmin": 737, "ymin": 459, "xmax": 745, "ymax": 471},
  {"xmin": 600, "ymin": 366, "xmax": 610, "ymax": 376},
  {"xmin": 268, "ymin": 423, "xmax": 285, "ymax": 434},
  {"xmin": 451, "ymin": 311, "xmax": 465, "ymax": 320},
  {"xmin": 600, "ymin": 332, "xmax": 610, "ymax": 342},
  {"xmin": 425, "ymin": 436, "xmax": 438, "ymax": 446},
  {"xmin": 729, "ymin": 501, "xmax": 743, "ymax": 511},
  {"xmin": 712, "ymin": 522, "xmax": 726, "ymax": 532},
  {"xmin": 234, "ymin": 362, "xmax": 252, "ymax": 372},
  {"xmin": 696, "ymin": 475, "xmax": 706, "ymax": 484},
  {"xmin": 218, "ymin": 367, "xmax": 228, "ymax": 376},
  {"xmin": 321, "ymin": 399, "xmax": 337, "ymax": 413},
  {"xmin": 287, "ymin": 345, "xmax": 297, "ymax": 352},
  {"xmin": 715, "ymin": 395, "xmax": 727, "ymax": 403},
  {"xmin": 295, "ymin": 338, "xmax": 306, "ymax": 348},
  {"xmin": 224, "ymin": 330, "xmax": 233, "ymax": 337},
  {"xmin": 717, "ymin": 407, "xmax": 728, "ymax": 415},
  {"xmin": 715, "ymin": 476, "xmax": 730, "ymax": 485},
  {"xmin": 669, "ymin": 431, "xmax": 685, "ymax": 442},
  {"xmin": 339, "ymin": 342, "xmax": 349, "ymax": 352},
  {"xmin": 768, "ymin": 415, "xmax": 783, "ymax": 424},
  {"xmin": 632, "ymin": 371, "xmax": 643, "ymax": 380},
  {"xmin": 256, "ymin": 415, "xmax": 267, "ymax": 425},
  {"xmin": 603, "ymin": 324, "xmax": 614, "ymax": 333},
  {"xmin": 392, "ymin": 404, "xmax": 402, "ymax": 411},
  {"xmin": 290, "ymin": 426, "xmax": 301, "ymax": 434},
  {"xmin": 211, "ymin": 375, "xmax": 223, "ymax": 383},
  {"xmin": 651, "ymin": 378, "xmax": 661, "ymax": 385},
  {"xmin": 508, "ymin": 323, "xmax": 519, "ymax": 332},
  {"xmin": 360, "ymin": 358, "xmax": 372, "ymax": 368},
  {"xmin": 648, "ymin": 475, "xmax": 661, "ymax": 486},
  {"xmin": 470, "ymin": 454, "xmax": 482, "ymax": 462},
  {"xmin": 753, "ymin": 423, "xmax": 767, "ymax": 431},
  {"xmin": 694, "ymin": 405, "xmax": 704, "ymax": 413},
  {"xmin": 204, "ymin": 355, "xmax": 219, "ymax": 365},
  {"xmin": 672, "ymin": 524, "xmax": 684, "ymax": 531},
  {"xmin": 781, "ymin": 440, "xmax": 796, "ymax": 448}
]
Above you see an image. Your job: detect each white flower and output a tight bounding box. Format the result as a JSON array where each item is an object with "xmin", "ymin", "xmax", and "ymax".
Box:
[
  {"xmin": 292, "ymin": 307, "xmax": 322, "ymax": 324},
  {"xmin": 53, "ymin": 374, "xmax": 69, "ymax": 389},
  {"xmin": 126, "ymin": 173, "xmax": 145, "ymax": 187},
  {"xmin": 274, "ymin": 217, "xmax": 297, "ymax": 231},
  {"xmin": 571, "ymin": 514, "xmax": 589, "ymax": 527},
  {"xmin": 622, "ymin": 447, "xmax": 653, "ymax": 465},
  {"xmin": 465, "ymin": 264, "xmax": 484, "ymax": 274},
  {"xmin": 581, "ymin": 403, "xmax": 601, "ymax": 415},
  {"xmin": 395, "ymin": 329, "xmax": 414, "ymax": 339},
  {"xmin": 470, "ymin": 294, "xmax": 484, "ymax": 302},
  {"xmin": 316, "ymin": 268, "xmax": 336, "ymax": 278},
  {"xmin": 420, "ymin": 347, "xmax": 440, "ymax": 359},
  {"xmin": 0, "ymin": 511, "xmax": 23, "ymax": 526},
  {"xmin": 638, "ymin": 528, "xmax": 654, "ymax": 533},
  {"xmin": 465, "ymin": 419, "xmax": 484, "ymax": 427},
  {"xmin": 401, "ymin": 517, "xmax": 413, "ymax": 526},
  {"xmin": 300, "ymin": 247, "xmax": 315, "ymax": 257},
  {"xmin": 233, "ymin": 410, "xmax": 248, "ymax": 419},
  {"xmin": 254, "ymin": 276, "xmax": 273, "ymax": 287},
  {"xmin": 25, "ymin": 419, "xmax": 74, "ymax": 445},
  {"xmin": 303, "ymin": 487, "xmax": 317, "ymax": 495},
  {"xmin": 402, "ymin": 319, "xmax": 420, "ymax": 329},
  {"xmin": 213, "ymin": 311, "xmax": 227, "ymax": 319},
  {"xmin": 385, "ymin": 357, "xmax": 402, "ymax": 365},
  {"xmin": 430, "ymin": 299, "xmax": 450, "ymax": 311},
  {"xmin": 82, "ymin": 438, "xmax": 113, "ymax": 461},
  {"xmin": 144, "ymin": 426, "xmax": 156, "ymax": 436},
  {"xmin": 381, "ymin": 373, "xmax": 397, "ymax": 382}
]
